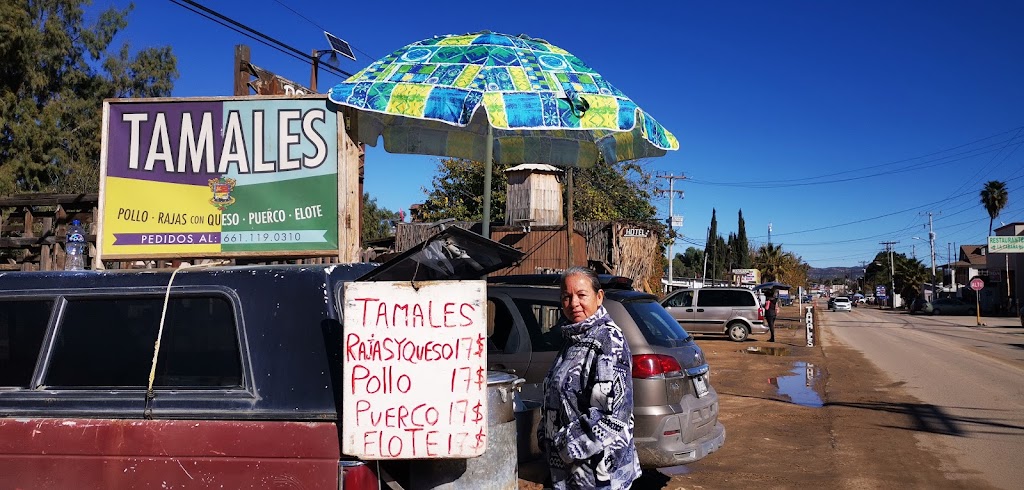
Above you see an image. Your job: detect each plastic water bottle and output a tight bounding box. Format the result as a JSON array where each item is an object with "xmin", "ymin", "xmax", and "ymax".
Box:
[{"xmin": 65, "ymin": 219, "xmax": 86, "ymax": 271}]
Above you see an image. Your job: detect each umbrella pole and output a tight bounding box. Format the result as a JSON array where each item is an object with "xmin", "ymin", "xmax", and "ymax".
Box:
[{"xmin": 482, "ymin": 125, "xmax": 493, "ymax": 238}]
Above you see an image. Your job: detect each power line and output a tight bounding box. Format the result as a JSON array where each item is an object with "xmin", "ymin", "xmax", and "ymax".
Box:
[
  {"xmin": 169, "ymin": 0, "xmax": 353, "ymax": 79},
  {"xmin": 269, "ymin": 0, "xmax": 377, "ymax": 60},
  {"xmin": 687, "ymin": 126, "xmax": 1024, "ymax": 189},
  {"xmin": 941, "ymin": 126, "xmax": 1024, "ymax": 202},
  {"xmin": 751, "ymin": 174, "xmax": 1024, "ymax": 240}
]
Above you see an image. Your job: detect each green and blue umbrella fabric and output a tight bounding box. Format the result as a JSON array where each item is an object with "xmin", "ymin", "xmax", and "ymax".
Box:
[{"xmin": 327, "ymin": 31, "xmax": 678, "ymax": 168}]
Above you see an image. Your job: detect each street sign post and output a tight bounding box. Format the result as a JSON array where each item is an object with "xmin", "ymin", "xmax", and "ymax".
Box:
[{"xmin": 970, "ymin": 277, "xmax": 984, "ymax": 326}]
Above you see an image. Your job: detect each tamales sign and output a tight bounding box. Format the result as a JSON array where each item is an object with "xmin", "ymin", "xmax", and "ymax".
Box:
[{"xmin": 97, "ymin": 96, "xmax": 355, "ymax": 260}]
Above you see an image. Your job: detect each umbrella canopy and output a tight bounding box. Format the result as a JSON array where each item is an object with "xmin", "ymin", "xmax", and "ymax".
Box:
[
  {"xmin": 328, "ymin": 31, "xmax": 678, "ymax": 236},
  {"xmin": 328, "ymin": 31, "xmax": 678, "ymax": 167},
  {"xmin": 754, "ymin": 282, "xmax": 792, "ymax": 292}
]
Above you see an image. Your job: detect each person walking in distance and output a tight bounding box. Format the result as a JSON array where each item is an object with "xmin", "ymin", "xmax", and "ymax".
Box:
[
  {"xmin": 764, "ymin": 292, "xmax": 778, "ymax": 342},
  {"xmin": 538, "ymin": 266, "xmax": 640, "ymax": 489}
]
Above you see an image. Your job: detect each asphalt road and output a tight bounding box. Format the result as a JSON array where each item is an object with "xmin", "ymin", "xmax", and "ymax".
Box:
[{"xmin": 825, "ymin": 306, "xmax": 1024, "ymax": 490}]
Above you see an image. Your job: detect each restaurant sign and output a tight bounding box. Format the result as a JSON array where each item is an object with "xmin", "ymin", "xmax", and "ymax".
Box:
[{"xmin": 988, "ymin": 236, "xmax": 1024, "ymax": 253}]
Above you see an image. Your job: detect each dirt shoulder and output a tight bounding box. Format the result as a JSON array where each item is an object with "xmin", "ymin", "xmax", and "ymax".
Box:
[{"xmin": 520, "ymin": 305, "xmax": 996, "ymax": 489}]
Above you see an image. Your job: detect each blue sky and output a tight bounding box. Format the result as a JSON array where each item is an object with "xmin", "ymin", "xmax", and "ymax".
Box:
[{"xmin": 92, "ymin": 0, "xmax": 1024, "ymax": 268}]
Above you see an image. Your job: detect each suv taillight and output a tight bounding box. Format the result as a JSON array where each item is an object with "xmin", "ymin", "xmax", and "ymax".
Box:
[
  {"xmin": 758, "ymin": 306, "xmax": 764, "ymax": 321},
  {"xmin": 632, "ymin": 354, "xmax": 682, "ymax": 378},
  {"xmin": 339, "ymin": 460, "xmax": 376, "ymax": 490}
]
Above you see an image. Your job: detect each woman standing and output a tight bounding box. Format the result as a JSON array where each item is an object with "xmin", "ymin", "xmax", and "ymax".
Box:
[
  {"xmin": 764, "ymin": 291, "xmax": 778, "ymax": 342},
  {"xmin": 538, "ymin": 267, "xmax": 640, "ymax": 489}
]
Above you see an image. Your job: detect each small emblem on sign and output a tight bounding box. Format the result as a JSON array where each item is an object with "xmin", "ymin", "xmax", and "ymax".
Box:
[{"xmin": 208, "ymin": 177, "xmax": 237, "ymax": 210}]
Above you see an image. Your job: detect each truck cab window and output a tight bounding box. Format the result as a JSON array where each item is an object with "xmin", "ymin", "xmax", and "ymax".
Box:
[
  {"xmin": 0, "ymin": 300, "xmax": 53, "ymax": 388},
  {"xmin": 44, "ymin": 296, "xmax": 242, "ymax": 389}
]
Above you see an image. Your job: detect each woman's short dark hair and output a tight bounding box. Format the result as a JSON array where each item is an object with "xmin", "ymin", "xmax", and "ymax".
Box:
[{"xmin": 561, "ymin": 266, "xmax": 602, "ymax": 293}]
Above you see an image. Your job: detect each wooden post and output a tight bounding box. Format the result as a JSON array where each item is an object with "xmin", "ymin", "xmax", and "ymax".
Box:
[
  {"xmin": 234, "ymin": 45, "xmax": 251, "ymax": 96},
  {"xmin": 337, "ymin": 107, "xmax": 362, "ymax": 262},
  {"xmin": 22, "ymin": 207, "xmax": 33, "ymax": 238},
  {"xmin": 566, "ymin": 167, "xmax": 574, "ymax": 269},
  {"xmin": 41, "ymin": 215, "xmax": 52, "ymax": 271}
]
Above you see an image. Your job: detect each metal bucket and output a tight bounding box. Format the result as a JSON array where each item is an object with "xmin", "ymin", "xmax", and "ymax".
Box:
[
  {"xmin": 409, "ymin": 371, "xmax": 523, "ymax": 490},
  {"xmin": 513, "ymin": 394, "xmax": 542, "ymax": 462}
]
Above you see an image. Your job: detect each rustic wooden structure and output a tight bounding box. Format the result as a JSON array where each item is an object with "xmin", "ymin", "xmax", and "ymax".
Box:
[
  {"xmin": 504, "ymin": 164, "xmax": 563, "ymax": 227},
  {"xmin": 0, "ymin": 193, "xmax": 98, "ymax": 271},
  {"xmin": 0, "ymin": 193, "xmax": 354, "ymax": 271},
  {"xmin": 394, "ymin": 220, "xmax": 663, "ymax": 293}
]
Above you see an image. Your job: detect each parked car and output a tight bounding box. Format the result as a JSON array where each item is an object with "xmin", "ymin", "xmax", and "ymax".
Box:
[
  {"xmin": 922, "ymin": 298, "xmax": 976, "ymax": 316},
  {"xmin": 830, "ymin": 296, "xmax": 853, "ymax": 312},
  {"xmin": 0, "ymin": 227, "xmax": 526, "ymax": 489},
  {"xmin": 908, "ymin": 297, "xmax": 928, "ymax": 314},
  {"xmin": 660, "ymin": 287, "xmax": 767, "ymax": 342},
  {"xmin": 778, "ymin": 294, "xmax": 794, "ymax": 307},
  {"xmin": 487, "ymin": 275, "xmax": 726, "ymax": 468}
]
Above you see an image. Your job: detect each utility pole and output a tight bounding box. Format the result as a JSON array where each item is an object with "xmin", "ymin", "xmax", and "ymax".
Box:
[
  {"xmin": 859, "ymin": 260, "xmax": 867, "ymax": 293},
  {"xmin": 946, "ymin": 241, "xmax": 954, "ymax": 294},
  {"xmin": 947, "ymin": 242, "xmax": 953, "ymax": 291},
  {"xmin": 881, "ymin": 241, "xmax": 898, "ymax": 308},
  {"xmin": 928, "ymin": 212, "xmax": 937, "ymax": 300},
  {"xmin": 701, "ymin": 227, "xmax": 709, "ymax": 287},
  {"xmin": 656, "ymin": 174, "xmax": 686, "ymax": 292}
]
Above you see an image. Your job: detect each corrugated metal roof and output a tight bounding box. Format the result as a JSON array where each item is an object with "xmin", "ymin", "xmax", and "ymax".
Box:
[{"xmin": 504, "ymin": 163, "xmax": 562, "ymax": 173}]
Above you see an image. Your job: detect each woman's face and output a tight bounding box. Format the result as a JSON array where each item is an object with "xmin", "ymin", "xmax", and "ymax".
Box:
[{"xmin": 561, "ymin": 273, "xmax": 605, "ymax": 323}]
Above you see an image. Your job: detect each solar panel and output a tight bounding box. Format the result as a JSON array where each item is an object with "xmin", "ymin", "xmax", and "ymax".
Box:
[{"xmin": 325, "ymin": 31, "xmax": 356, "ymax": 61}]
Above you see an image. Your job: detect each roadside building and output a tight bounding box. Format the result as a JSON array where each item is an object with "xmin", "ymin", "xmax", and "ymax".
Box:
[{"xmin": 985, "ymin": 222, "xmax": 1023, "ymax": 315}]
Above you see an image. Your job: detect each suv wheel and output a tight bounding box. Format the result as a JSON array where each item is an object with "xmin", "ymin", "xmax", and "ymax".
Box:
[{"xmin": 727, "ymin": 322, "xmax": 749, "ymax": 342}]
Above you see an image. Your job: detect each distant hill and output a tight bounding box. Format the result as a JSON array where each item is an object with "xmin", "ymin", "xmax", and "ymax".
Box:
[{"xmin": 808, "ymin": 266, "xmax": 864, "ymax": 282}]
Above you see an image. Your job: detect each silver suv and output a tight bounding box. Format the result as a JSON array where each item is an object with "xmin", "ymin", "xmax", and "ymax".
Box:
[
  {"xmin": 661, "ymin": 287, "xmax": 767, "ymax": 342},
  {"xmin": 486, "ymin": 275, "xmax": 726, "ymax": 468}
]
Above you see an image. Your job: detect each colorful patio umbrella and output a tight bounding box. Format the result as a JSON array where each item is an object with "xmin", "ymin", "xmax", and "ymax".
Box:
[{"xmin": 328, "ymin": 31, "xmax": 678, "ymax": 236}]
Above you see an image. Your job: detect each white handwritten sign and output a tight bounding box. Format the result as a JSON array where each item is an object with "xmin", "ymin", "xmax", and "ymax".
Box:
[{"xmin": 342, "ymin": 280, "xmax": 488, "ymax": 459}]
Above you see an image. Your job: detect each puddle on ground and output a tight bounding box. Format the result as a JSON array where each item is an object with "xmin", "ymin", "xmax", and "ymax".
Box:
[
  {"xmin": 657, "ymin": 465, "xmax": 692, "ymax": 476},
  {"xmin": 743, "ymin": 346, "xmax": 790, "ymax": 356},
  {"xmin": 769, "ymin": 361, "xmax": 826, "ymax": 407}
]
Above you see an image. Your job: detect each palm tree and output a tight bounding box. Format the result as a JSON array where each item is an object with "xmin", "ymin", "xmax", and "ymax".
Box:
[
  {"xmin": 755, "ymin": 243, "xmax": 785, "ymax": 282},
  {"xmin": 980, "ymin": 180, "xmax": 1009, "ymax": 236},
  {"xmin": 895, "ymin": 255, "xmax": 929, "ymax": 302}
]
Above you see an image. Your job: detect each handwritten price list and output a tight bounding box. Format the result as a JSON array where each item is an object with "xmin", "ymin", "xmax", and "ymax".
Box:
[{"xmin": 342, "ymin": 281, "xmax": 488, "ymax": 459}]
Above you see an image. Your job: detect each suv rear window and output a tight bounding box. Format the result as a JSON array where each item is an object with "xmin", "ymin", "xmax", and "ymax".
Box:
[
  {"xmin": 45, "ymin": 296, "xmax": 242, "ymax": 389},
  {"xmin": 696, "ymin": 289, "xmax": 755, "ymax": 307},
  {"xmin": 621, "ymin": 299, "xmax": 692, "ymax": 348}
]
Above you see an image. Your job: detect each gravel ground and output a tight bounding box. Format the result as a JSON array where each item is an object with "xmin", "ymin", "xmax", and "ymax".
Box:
[{"xmin": 518, "ymin": 304, "xmax": 996, "ymax": 489}]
